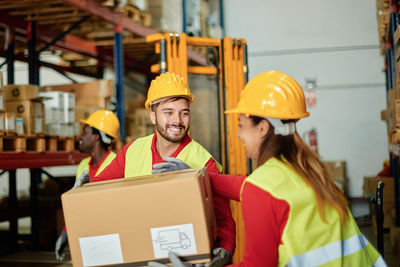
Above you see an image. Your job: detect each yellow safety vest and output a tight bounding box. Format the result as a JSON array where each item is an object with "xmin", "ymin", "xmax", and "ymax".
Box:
[
  {"xmin": 244, "ymin": 157, "xmax": 385, "ymax": 267},
  {"xmin": 124, "ymin": 134, "xmax": 222, "ymax": 178},
  {"xmin": 76, "ymin": 151, "xmax": 116, "ymax": 179}
]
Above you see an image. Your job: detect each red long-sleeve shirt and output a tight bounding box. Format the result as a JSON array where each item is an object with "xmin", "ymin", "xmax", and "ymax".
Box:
[
  {"xmin": 210, "ymin": 173, "xmax": 289, "ymax": 266},
  {"xmin": 93, "ymin": 134, "xmax": 236, "ymax": 255}
]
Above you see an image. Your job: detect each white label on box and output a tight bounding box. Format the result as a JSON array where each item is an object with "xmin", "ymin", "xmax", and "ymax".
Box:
[
  {"xmin": 79, "ymin": 233, "xmax": 123, "ymax": 267},
  {"xmin": 151, "ymin": 223, "xmax": 197, "ymax": 258},
  {"xmin": 16, "ymin": 117, "xmax": 23, "ymax": 134}
]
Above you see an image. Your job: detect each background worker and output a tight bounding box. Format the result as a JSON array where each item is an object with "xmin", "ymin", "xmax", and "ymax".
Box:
[
  {"xmin": 152, "ymin": 71, "xmax": 386, "ymax": 267},
  {"xmin": 93, "ymin": 72, "xmax": 235, "ymax": 266},
  {"xmin": 55, "ymin": 109, "xmax": 120, "ymax": 261}
]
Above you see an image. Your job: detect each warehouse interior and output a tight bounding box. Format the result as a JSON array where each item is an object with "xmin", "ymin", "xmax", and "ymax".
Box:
[{"xmin": 0, "ymin": 0, "xmax": 397, "ymax": 266}]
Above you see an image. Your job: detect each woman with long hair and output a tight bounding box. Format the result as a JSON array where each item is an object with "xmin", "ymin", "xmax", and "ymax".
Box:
[{"xmin": 149, "ymin": 71, "xmax": 385, "ymax": 267}]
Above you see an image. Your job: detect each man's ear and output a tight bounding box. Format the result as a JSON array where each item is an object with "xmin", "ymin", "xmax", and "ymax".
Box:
[
  {"xmin": 258, "ymin": 119, "xmax": 270, "ymax": 138},
  {"xmin": 150, "ymin": 110, "xmax": 156, "ymax": 125}
]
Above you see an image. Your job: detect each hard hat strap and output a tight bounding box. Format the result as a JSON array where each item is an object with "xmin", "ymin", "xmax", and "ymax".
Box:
[
  {"xmin": 98, "ymin": 130, "xmax": 112, "ymax": 144},
  {"xmin": 264, "ymin": 117, "xmax": 296, "ymax": 136}
]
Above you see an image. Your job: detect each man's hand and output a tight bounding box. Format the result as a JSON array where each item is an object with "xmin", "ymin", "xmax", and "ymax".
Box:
[
  {"xmin": 148, "ymin": 252, "xmax": 193, "ymax": 267},
  {"xmin": 152, "ymin": 157, "xmax": 190, "ymax": 174},
  {"xmin": 73, "ymin": 170, "xmax": 90, "ymax": 188},
  {"xmin": 194, "ymin": 248, "xmax": 231, "ymax": 267},
  {"xmin": 55, "ymin": 230, "xmax": 68, "ymax": 261}
]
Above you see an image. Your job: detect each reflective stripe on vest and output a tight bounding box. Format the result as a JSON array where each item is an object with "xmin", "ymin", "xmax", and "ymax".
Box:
[
  {"xmin": 245, "ymin": 157, "xmax": 384, "ymax": 267},
  {"xmin": 76, "ymin": 151, "xmax": 116, "ymax": 179},
  {"xmin": 287, "ymin": 234, "xmax": 386, "ymax": 267},
  {"xmin": 124, "ymin": 134, "xmax": 222, "ymax": 178}
]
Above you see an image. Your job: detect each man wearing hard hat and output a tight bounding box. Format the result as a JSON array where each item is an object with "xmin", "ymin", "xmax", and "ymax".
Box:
[
  {"xmin": 93, "ymin": 72, "xmax": 235, "ymax": 266},
  {"xmin": 55, "ymin": 109, "xmax": 120, "ymax": 261}
]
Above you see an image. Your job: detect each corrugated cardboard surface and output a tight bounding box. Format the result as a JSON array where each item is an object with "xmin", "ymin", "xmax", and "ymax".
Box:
[
  {"xmin": 62, "ymin": 168, "xmax": 216, "ymax": 267},
  {"xmin": 5, "ymin": 100, "xmax": 45, "ymax": 135},
  {"xmin": 41, "ymin": 80, "xmax": 114, "ymax": 98},
  {"xmin": 4, "ymin": 84, "xmax": 39, "ymax": 101}
]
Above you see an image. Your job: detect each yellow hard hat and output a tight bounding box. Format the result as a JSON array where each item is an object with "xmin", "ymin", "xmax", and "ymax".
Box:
[
  {"xmin": 145, "ymin": 72, "xmax": 194, "ymax": 110},
  {"xmin": 225, "ymin": 71, "xmax": 310, "ymax": 119},
  {"xmin": 80, "ymin": 109, "xmax": 120, "ymax": 138}
]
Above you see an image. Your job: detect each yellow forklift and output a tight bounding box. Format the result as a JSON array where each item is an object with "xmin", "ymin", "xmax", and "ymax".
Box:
[{"xmin": 145, "ymin": 32, "xmax": 249, "ymax": 263}]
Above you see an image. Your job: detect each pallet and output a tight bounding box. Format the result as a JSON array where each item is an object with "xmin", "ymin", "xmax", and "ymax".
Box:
[
  {"xmin": 0, "ymin": 135, "xmax": 26, "ymax": 152},
  {"xmin": 45, "ymin": 136, "xmax": 58, "ymax": 152},
  {"xmin": 56, "ymin": 136, "xmax": 75, "ymax": 152},
  {"xmin": 26, "ymin": 135, "xmax": 46, "ymax": 152}
]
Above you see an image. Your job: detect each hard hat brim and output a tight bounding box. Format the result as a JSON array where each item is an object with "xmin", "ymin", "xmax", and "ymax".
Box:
[{"xmin": 225, "ymin": 108, "xmax": 310, "ymax": 119}]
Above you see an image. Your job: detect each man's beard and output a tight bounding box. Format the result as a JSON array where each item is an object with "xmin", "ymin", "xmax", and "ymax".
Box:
[{"xmin": 156, "ymin": 121, "xmax": 189, "ymax": 143}]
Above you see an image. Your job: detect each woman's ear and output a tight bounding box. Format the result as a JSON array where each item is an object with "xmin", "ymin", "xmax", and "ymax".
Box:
[{"xmin": 258, "ymin": 119, "xmax": 270, "ymax": 138}]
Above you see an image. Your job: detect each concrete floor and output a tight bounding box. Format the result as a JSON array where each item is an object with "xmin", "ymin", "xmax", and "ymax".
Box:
[{"xmin": 0, "ymin": 226, "xmax": 397, "ymax": 266}]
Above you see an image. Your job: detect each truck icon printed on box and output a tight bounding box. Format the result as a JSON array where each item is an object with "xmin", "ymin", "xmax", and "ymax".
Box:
[{"xmin": 154, "ymin": 229, "xmax": 191, "ymax": 251}]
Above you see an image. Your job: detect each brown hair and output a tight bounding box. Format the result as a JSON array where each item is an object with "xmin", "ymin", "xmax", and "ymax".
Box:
[{"xmin": 250, "ymin": 116, "xmax": 349, "ymax": 223}]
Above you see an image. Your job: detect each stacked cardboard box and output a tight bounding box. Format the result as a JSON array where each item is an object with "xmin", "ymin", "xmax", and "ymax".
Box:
[
  {"xmin": 126, "ymin": 108, "xmax": 154, "ymax": 140},
  {"xmin": 0, "ymin": 72, "xmax": 4, "ymax": 134},
  {"xmin": 3, "ymin": 84, "xmax": 44, "ymax": 135},
  {"xmin": 62, "ymin": 168, "xmax": 216, "ymax": 267},
  {"xmin": 39, "ymin": 91, "xmax": 75, "ymax": 137},
  {"xmin": 42, "ymin": 80, "xmax": 115, "ymax": 137},
  {"xmin": 363, "ymin": 176, "xmax": 395, "ymax": 229},
  {"xmin": 323, "ymin": 161, "xmax": 347, "ymax": 194},
  {"xmin": 41, "ymin": 80, "xmax": 114, "ymax": 109}
]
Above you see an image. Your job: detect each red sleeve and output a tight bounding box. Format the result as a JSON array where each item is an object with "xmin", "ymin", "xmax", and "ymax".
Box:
[
  {"xmin": 209, "ymin": 172, "xmax": 246, "ymax": 202},
  {"xmin": 205, "ymin": 158, "xmax": 237, "ymax": 255},
  {"xmin": 227, "ymin": 182, "xmax": 289, "ymax": 267},
  {"xmin": 91, "ymin": 142, "xmax": 131, "ymax": 182}
]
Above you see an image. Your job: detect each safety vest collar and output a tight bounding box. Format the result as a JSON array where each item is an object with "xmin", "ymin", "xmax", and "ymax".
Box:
[
  {"xmin": 88, "ymin": 150, "xmax": 111, "ymax": 169},
  {"xmin": 151, "ymin": 132, "xmax": 192, "ymax": 159}
]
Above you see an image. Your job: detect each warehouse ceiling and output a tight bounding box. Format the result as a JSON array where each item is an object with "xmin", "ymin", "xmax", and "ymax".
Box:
[{"xmin": 0, "ymin": 0, "xmax": 163, "ymax": 77}]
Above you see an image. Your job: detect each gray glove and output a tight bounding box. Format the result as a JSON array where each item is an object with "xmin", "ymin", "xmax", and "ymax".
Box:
[
  {"xmin": 55, "ymin": 230, "xmax": 68, "ymax": 261},
  {"xmin": 194, "ymin": 248, "xmax": 231, "ymax": 267},
  {"xmin": 152, "ymin": 157, "xmax": 190, "ymax": 174},
  {"xmin": 73, "ymin": 170, "xmax": 90, "ymax": 188},
  {"xmin": 148, "ymin": 252, "xmax": 193, "ymax": 267}
]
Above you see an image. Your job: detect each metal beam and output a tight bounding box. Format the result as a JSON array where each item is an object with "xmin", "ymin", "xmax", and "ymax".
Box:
[
  {"xmin": 6, "ymin": 27, "xmax": 15, "ymax": 84},
  {"xmin": 0, "ymin": 11, "xmax": 107, "ymax": 60},
  {"xmin": 114, "ymin": 25, "xmax": 125, "ymax": 141},
  {"xmin": 37, "ymin": 15, "xmax": 91, "ymax": 54},
  {"xmin": 27, "ymin": 21, "xmax": 39, "ymax": 85},
  {"xmin": 63, "ymin": 0, "xmax": 157, "ymax": 37}
]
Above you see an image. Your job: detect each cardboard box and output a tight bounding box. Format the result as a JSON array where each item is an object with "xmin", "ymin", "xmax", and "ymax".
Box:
[
  {"xmin": 127, "ymin": 96, "xmax": 146, "ymax": 113},
  {"xmin": 44, "ymin": 107, "xmax": 62, "ymax": 124},
  {"xmin": 16, "ymin": 117, "xmax": 24, "ymax": 135},
  {"xmin": 0, "ymin": 89, "xmax": 4, "ymax": 111},
  {"xmin": 75, "ymin": 106, "xmax": 98, "ymax": 122},
  {"xmin": 62, "ymin": 168, "xmax": 216, "ymax": 267},
  {"xmin": 381, "ymin": 110, "xmax": 387, "ymax": 121},
  {"xmin": 5, "ymin": 100, "xmax": 45, "ymax": 135},
  {"xmin": 323, "ymin": 161, "xmax": 346, "ymax": 180},
  {"xmin": 75, "ymin": 96, "xmax": 111, "ymax": 108},
  {"xmin": 4, "ymin": 84, "xmax": 39, "ymax": 101},
  {"xmin": 5, "ymin": 112, "xmax": 16, "ymax": 133},
  {"xmin": 41, "ymin": 80, "xmax": 114, "ymax": 98},
  {"xmin": 135, "ymin": 108, "xmax": 152, "ymax": 126},
  {"xmin": 363, "ymin": 176, "xmax": 394, "ymax": 202},
  {"xmin": 64, "ymin": 92, "xmax": 75, "ymax": 109},
  {"xmin": 0, "ymin": 112, "xmax": 4, "ymax": 133},
  {"xmin": 0, "ymin": 71, "xmax": 3, "ymax": 88},
  {"xmin": 39, "ymin": 91, "xmax": 65, "ymax": 108}
]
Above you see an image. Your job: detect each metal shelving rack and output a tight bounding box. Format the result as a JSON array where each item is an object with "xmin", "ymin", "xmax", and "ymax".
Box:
[
  {"xmin": 384, "ymin": 0, "xmax": 400, "ymax": 226},
  {"xmin": 0, "ymin": 0, "xmax": 172, "ymax": 252}
]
